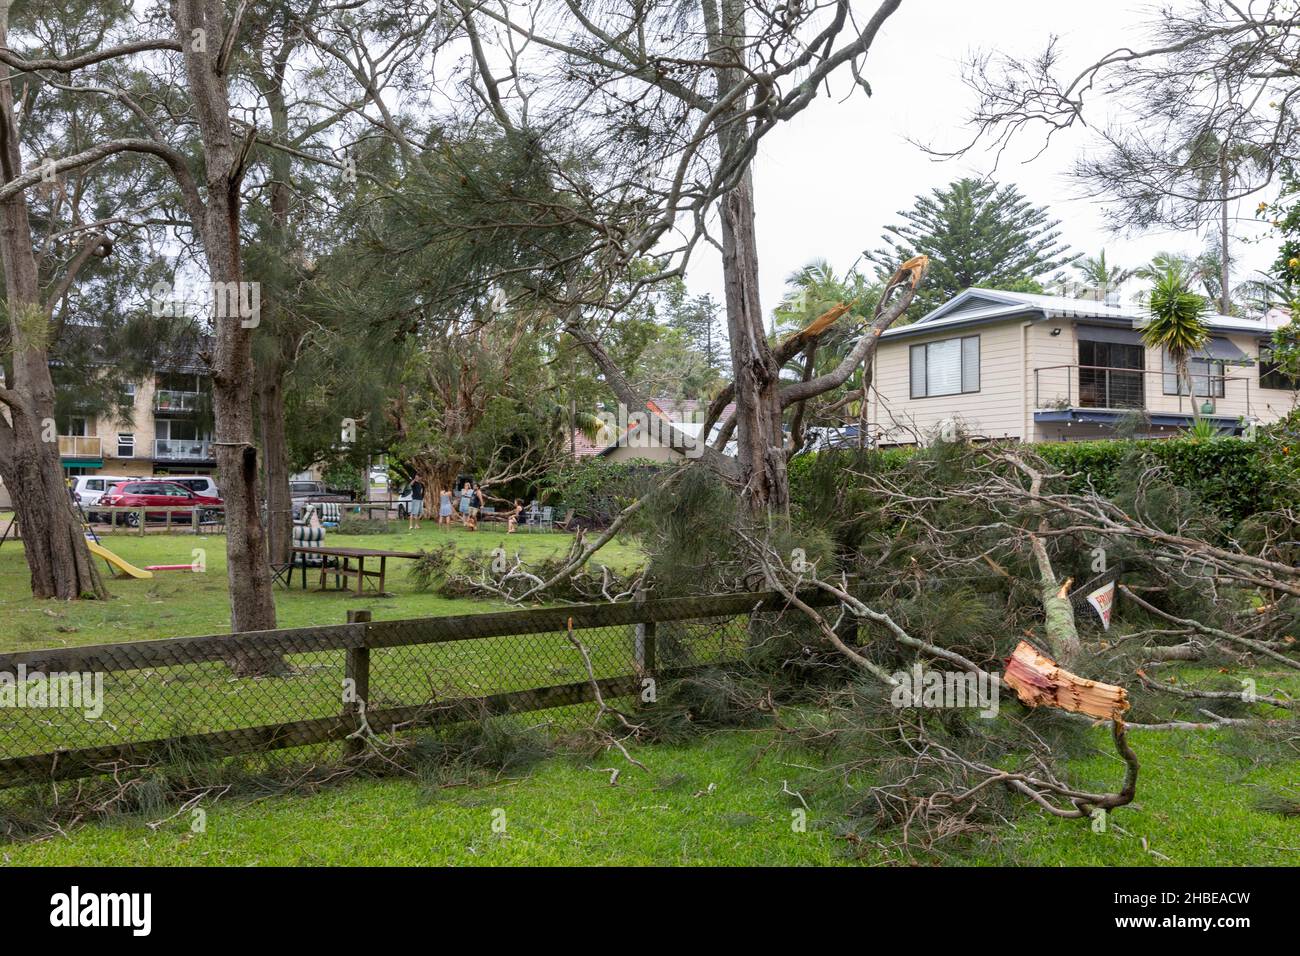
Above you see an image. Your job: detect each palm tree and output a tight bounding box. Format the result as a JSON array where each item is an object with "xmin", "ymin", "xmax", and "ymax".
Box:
[
  {"xmin": 1141, "ymin": 263, "xmax": 1211, "ymax": 423},
  {"xmin": 1072, "ymin": 249, "xmax": 1132, "ymax": 299}
]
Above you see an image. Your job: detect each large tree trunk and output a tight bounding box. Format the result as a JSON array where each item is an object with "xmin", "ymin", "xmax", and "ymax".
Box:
[
  {"xmin": 710, "ymin": 0, "xmax": 788, "ymax": 515},
  {"xmin": 175, "ymin": 0, "xmax": 276, "ymax": 636},
  {"xmin": 258, "ymin": 365, "xmax": 292, "ymax": 565},
  {"xmin": 720, "ymin": 170, "xmax": 788, "ymax": 514},
  {"xmin": 0, "ymin": 12, "xmax": 105, "ymax": 600}
]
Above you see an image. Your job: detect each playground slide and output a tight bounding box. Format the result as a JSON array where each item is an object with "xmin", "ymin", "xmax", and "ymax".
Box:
[{"xmin": 86, "ymin": 540, "xmax": 154, "ymax": 580}]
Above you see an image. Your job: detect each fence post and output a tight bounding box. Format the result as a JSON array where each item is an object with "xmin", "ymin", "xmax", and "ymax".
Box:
[
  {"xmin": 138, "ymin": 507, "xmax": 145, "ymax": 536},
  {"xmin": 634, "ymin": 589, "xmax": 655, "ymax": 675},
  {"xmin": 344, "ymin": 609, "xmax": 372, "ymax": 757}
]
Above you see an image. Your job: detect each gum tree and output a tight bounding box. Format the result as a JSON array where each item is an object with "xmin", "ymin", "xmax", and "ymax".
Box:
[{"xmin": 0, "ymin": 2, "xmax": 276, "ymax": 627}]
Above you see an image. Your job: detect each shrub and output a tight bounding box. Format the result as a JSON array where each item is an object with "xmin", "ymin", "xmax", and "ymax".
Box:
[{"xmin": 542, "ymin": 458, "xmax": 670, "ymax": 527}]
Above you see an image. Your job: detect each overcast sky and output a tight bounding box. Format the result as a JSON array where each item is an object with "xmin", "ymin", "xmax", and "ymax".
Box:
[{"xmin": 684, "ymin": 0, "xmax": 1279, "ymax": 316}]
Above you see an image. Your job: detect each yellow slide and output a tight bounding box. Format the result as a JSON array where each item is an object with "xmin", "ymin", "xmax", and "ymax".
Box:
[{"xmin": 86, "ymin": 540, "xmax": 154, "ymax": 580}]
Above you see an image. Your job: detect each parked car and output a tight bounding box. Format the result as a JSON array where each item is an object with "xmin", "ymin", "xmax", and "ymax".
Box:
[
  {"xmin": 161, "ymin": 474, "xmax": 220, "ymax": 499},
  {"xmin": 289, "ymin": 480, "xmax": 353, "ymax": 520},
  {"xmin": 69, "ymin": 475, "xmax": 132, "ymax": 521},
  {"xmin": 100, "ymin": 480, "xmax": 223, "ymax": 526}
]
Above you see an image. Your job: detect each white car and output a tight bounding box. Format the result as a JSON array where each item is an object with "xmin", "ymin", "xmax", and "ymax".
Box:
[
  {"xmin": 162, "ymin": 475, "xmax": 221, "ymax": 499},
  {"xmin": 70, "ymin": 475, "xmax": 132, "ymax": 520}
]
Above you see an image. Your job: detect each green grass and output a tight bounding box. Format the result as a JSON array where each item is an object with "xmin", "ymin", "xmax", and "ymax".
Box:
[
  {"xmin": 0, "ymin": 524, "xmax": 663, "ymax": 757},
  {"xmin": 0, "ymin": 523, "xmax": 643, "ymax": 651},
  {"xmin": 1, "ymin": 524, "xmax": 1296, "ymax": 866},
  {"xmin": 2, "ymin": 724, "xmax": 1293, "ymax": 866}
]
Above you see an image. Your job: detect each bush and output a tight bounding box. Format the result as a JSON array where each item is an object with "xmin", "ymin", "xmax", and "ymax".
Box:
[
  {"xmin": 788, "ymin": 423, "xmax": 1298, "ymax": 528},
  {"xmin": 542, "ymin": 458, "xmax": 670, "ymax": 528}
]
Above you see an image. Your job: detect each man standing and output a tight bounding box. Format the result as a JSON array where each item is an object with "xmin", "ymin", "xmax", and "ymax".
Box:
[{"xmin": 407, "ymin": 476, "xmax": 425, "ymax": 531}]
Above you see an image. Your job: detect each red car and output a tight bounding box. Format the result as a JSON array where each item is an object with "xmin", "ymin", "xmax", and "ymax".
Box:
[{"xmin": 100, "ymin": 480, "xmax": 224, "ymax": 526}]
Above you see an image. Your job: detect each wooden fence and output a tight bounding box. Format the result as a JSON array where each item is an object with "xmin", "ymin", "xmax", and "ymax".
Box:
[{"xmin": 0, "ymin": 589, "xmax": 839, "ymax": 788}]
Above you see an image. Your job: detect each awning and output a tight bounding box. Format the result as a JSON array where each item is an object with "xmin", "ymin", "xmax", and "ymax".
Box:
[
  {"xmin": 1076, "ymin": 324, "xmax": 1144, "ymax": 346},
  {"xmin": 1195, "ymin": 336, "xmax": 1249, "ymax": 362}
]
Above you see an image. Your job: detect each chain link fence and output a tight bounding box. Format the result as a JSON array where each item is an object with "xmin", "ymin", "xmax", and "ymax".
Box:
[{"xmin": 0, "ymin": 591, "xmax": 836, "ymax": 789}]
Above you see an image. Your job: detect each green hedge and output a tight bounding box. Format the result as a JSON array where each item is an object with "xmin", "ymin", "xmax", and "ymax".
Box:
[{"xmin": 789, "ymin": 420, "xmax": 1299, "ymax": 527}]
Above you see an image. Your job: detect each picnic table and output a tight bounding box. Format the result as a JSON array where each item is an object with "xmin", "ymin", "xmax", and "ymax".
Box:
[{"xmin": 284, "ymin": 545, "xmax": 423, "ymax": 596}]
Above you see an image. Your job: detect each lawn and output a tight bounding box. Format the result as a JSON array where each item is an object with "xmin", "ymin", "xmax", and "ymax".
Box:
[
  {"xmin": 0, "ymin": 523, "xmax": 1296, "ymax": 866},
  {"xmin": 1, "ymin": 724, "xmax": 1293, "ymax": 866},
  {"xmin": 0, "ymin": 521, "xmax": 644, "ymax": 652}
]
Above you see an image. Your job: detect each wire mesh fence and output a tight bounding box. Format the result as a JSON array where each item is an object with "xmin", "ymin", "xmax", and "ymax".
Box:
[{"xmin": 0, "ymin": 590, "xmax": 836, "ymax": 789}]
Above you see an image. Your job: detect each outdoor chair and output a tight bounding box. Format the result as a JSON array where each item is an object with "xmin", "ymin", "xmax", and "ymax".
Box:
[
  {"xmin": 537, "ymin": 506, "xmax": 554, "ymax": 532},
  {"xmin": 523, "ymin": 501, "xmax": 541, "ymax": 532}
]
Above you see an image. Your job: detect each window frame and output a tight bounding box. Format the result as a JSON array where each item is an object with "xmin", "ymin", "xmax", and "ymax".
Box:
[
  {"xmin": 909, "ymin": 335, "xmax": 981, "ymax": 400},
  {"xmin": 116, "ymin": 433, "xmax": 135, "ymax": 458},
  {"xmin": 1260, "ymin": 342, "xmax": 1299, "ymax": 391},
  {"xmin": 1162, "ymin": 350, "xmax": 1225, "ymax": 398}
]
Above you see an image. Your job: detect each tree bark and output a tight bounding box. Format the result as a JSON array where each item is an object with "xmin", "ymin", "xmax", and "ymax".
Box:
[
  {"xmin": 721, "ymin": 170, "xmax": 787, "ymax": 513},
  {"xmin": 258, "ymin": 364, "xmax": 292, "ymax": 566},
  {"xmin": 0, "ymin": 10, "xmax": 105, "ymax": 600},
  {"xmin": 174, "ymin": 0, "xmax": 276, "ymax": 636},
  {"xmin": 709, "ymin": 0, "xmax": 787, "ymax": 515}
]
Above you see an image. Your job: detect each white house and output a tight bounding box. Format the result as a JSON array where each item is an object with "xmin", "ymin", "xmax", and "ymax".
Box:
[{"xmin": 864, "ymin": 289, "xmax": 1297, "ymax": 445}]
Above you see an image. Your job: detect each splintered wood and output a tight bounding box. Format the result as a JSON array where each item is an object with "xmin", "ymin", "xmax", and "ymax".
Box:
[{"xmin": 1002, "ymin": 640, "xmax": 1129, "ymax": 721}]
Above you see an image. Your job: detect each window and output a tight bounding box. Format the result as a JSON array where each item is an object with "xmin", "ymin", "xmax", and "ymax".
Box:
[
  {"xmin": 910, "ymin": 336, "xmax": 980, "ymax": 399},
  {"xmin": 1163, "ymin": 351, "xmax": 1224, "ymax": 398},
  {"xmin": 1078, "ymin": 341, "xmax": 1145, "ymax": 409},
  {"xmin": 1260, "ymin": 343, "xmax": 1299, "ymax": 391},
  {"xmin": 116, "ymin": 433, "xmax": 134, "ymax": 458}
]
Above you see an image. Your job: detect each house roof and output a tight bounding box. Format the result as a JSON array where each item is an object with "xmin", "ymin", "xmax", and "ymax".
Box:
[{"xmin": 881, "ymin": 288, "xmax": 1283, "ymax": 341}]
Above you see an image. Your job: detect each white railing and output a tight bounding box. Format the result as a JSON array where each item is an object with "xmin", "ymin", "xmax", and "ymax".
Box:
[{"xmin": 153, "ymin": 439, "xmax": 215, "ymax": 461}]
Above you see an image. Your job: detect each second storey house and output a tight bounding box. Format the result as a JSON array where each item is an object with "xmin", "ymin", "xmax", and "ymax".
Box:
[{"xmin": 864, "ymin": 289, "xmax": 1297, "ymax": 445}]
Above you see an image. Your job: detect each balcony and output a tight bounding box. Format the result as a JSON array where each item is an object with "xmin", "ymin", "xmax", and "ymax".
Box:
[
  {"xmin": 58, "ymin": 435, "xmax": 102, "ymax": 459},
  {"xmin": 154, "ymin": 439, "xmax": 215, "ymax": 462},
  {"xmin": 154, "ymin": 389, "xmax": 203, "ymax": 414},
  {"xmin": 1033, "ymin": 364, "xmax": 1253, "ymax": 431}
]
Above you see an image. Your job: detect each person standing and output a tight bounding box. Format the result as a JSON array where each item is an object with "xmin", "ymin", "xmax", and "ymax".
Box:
[
  {"xmin": 458, "ymin": 481, "xmax": 475, "ymax": 528},
  {"xmin": 438, "ymin": 486, "xmax": 453, "ymax": 528},
  {"xmin": 407, "ymin": 476, "xmax": 425, "ymax": 531}
]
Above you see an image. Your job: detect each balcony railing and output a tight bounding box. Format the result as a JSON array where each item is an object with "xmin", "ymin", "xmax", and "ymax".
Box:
[
  {"xmin": 154, "ymin": 439, "xmax": 215, "ymax": 461},
  {"xmin": 58, "ymin": 435, "xmax": 102, "ymax": 458},
  {"xmin": 154, "ymin": 389, "xmax": 202, "ymax": 413},
  {"xmin": 1034, "ymin": 364, "xmax": 1249, "ymax": 417}
]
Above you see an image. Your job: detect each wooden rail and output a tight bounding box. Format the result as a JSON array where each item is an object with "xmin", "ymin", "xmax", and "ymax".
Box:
[
  {"xmin": 92, "ymin": 505, "xmax": 225, "ymax": 535},
  {"xmin": 0, "ymin": 588, "xmax": 841, "ymax": 787}
]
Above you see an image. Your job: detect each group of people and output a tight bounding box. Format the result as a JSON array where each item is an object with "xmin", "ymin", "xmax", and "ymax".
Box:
[{"xmin": 404, "ymin": 476, "xmax": 525, "ymax": 534}]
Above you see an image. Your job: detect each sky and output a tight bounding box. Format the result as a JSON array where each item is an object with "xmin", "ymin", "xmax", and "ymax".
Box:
[{"xmin": 683, "ymin": 0, "xmax": 1280, "ymax": 317}]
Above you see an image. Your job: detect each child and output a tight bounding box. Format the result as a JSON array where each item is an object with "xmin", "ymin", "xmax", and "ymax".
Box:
[{"xmin": 507, "ymin": 499, "xmax": 523, "ymax": 534}]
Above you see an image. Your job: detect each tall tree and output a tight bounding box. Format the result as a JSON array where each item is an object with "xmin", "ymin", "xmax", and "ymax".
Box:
[
  {"xmin": 866, "ymin": 178, "xmax": 1077, "ymax": 315},
  {"xmin": 431, "ymin": 0, "xmax": 919, "ymax": 515},
  {"xmin": 2, "ymin": 2, "xmax": 278, "ymax": 630}
]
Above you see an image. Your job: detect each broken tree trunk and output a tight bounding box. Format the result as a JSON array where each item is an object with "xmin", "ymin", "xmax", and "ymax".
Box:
[{"xmin": 1003, "ymin": 640, "xmax": 1129, "ymax": 721}]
